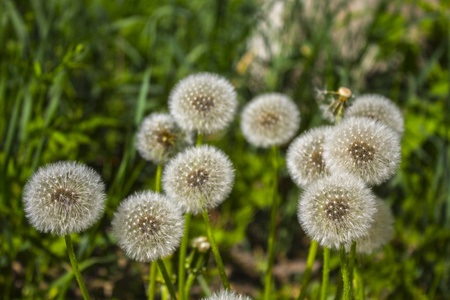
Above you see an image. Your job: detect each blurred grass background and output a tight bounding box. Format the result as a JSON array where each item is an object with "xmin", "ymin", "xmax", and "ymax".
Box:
[{"xmin": 0, "ymin": 0, "xmax": 449, "ymax": 299}]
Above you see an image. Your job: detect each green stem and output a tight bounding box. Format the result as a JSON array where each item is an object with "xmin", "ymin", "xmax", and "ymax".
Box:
[
  {"xmin": 185, "ymin": 252, "xmax": 207, "ymax": 296},
  {"xmin": 201, "ymin": 210, "xmax": 230, "ymax": 289},
  {"xmin": 148, "ymin": 164, "xmax": 163, "ymax": 300},
  {"xmin": 348, "ymin": 242, "xmax": 356, "ymax": 299},
  {"xmin": 340, "ymin": 245, "xmax": 350, "ymax": 300},
  {"xmin": 64, "ymin": 235, "xmax": 91, "ymax": 300},
  {"xmin": 148, "ymin": 263, "xmax": 157, "ymax": 300},
  {"xmin": 264, "ymin": 145, "xmax": 280, "ymax": 300},
  {"xmin": 297, "ymin": 240, "xmax": 318, "ymax": 300},
  {"xmin": 320, "ymin": 247, "xmax": 330, "ymax": 300},
  {"xmin": 178, "ymin": 213, "xmax": 191, "ymax": 300},
  {"xmin": 197, "ymin": 132, "xmax": 203, "ymax": 146},
  {"xmin": 157, "ymin": 259, "xmax": 177, "ymax": 300}
]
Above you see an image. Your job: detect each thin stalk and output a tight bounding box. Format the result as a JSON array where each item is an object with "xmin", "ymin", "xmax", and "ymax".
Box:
[
  {"xmin": 348, "ymin": 242, "xmax": 356, "ymax": 298},
  {"xmin": 157, "ymin": 259, "xmax": 177, "ymax": 300},
  {"xmin": 297, "ymin": 240, "xmax": 318, "ymax": 300},
  {"xmin": 185, "ymin": 251, "xmax": 207, "ymax": 296},
  {"xmin": 197, "ymin": 132, "xmax": 203, "ymax": 146},
  {"xmin": 263, "ymin": 145, "xmax": 280, "ymax": 300},
  {"xmin": 64, "ymin": 235, "xmax": 91, "ymax": 300},
  {"xmin": 149, "ymin": 164, "xmax": 163, "ymax": 300},
  {"xmin": 201, "ymin": 210, "xmax": 230, "ymax": 289},
  {"xmin": 334, "ymin": 269, "xmax": 343, "ymax": 300},
  {"xmin": 340, "ymin": 245, "xmax": 350, "ymax": 300},
  {"xmin": 320, "ymin": 247, "xmax": 330, "ymax": 300},
  {"xmin": 178, "ymin": 213, "xmax": 191, "ymax": 300}
]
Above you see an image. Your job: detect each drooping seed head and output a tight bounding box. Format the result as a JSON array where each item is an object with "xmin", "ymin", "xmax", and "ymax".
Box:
[
  {"xmin": 323, "ymin": 117, "xmax": 401, "ymax": 185},
  {"xmin": 23, "ymin": 161, "xmax": 106, "ymax": 236},
  {"xmin": 298, "ymin": 173, "xmax": 377, "ymax": 249},
  {"xmin": 345, "ymin": 94, "xmax": 404, "ymax": 137},
  {"xmin": 162, "ymin": 145, "xmax": 235, "ymax": 214},
  {"xmin": 169, "ymin": 73, "xmax": 238, "ymax": 134},
  {"xmin": 112, "ymin": 191, "xmax": 184, "ymax": 262},
  {"xmin": 286, "ymin": 126, "xmax": 333, "ymax": 188},
  {"xmin": 349, "ymin": 199, "xmax": 394, "ymax": 254},
  {"xmin": 202, "ymin": 290, "xmax": 252, "ymax": 300},
  {"xmin": 240, "ymin": 93, "xmax": 300, "ymax": 148},
  {"xmin": 136, "ymin": 113, "xmax": 193, "ymax": 164}
]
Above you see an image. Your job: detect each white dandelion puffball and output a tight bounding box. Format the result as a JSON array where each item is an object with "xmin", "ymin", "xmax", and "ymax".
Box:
[
  {"xmin": 241, "ymin": 93, "xmax": 300, "ymax": 147},
  {"xmin": 162, "ymin": 145, "xmax": 234, "ymax": 215},
  {"xmin": 23, "ymin": 161, "xmax": 106, "ymax": 236},
  {"xmin": 169, "ymin": 73, "xmax": 237, "ymax": 134},
  {"xmin": 345, "ymin": 94, "xmax": 404, "ymax": 136},
  {"xmin": 286, "ymin": 126, "xmax": 333, "ymax": 188},
  {"xmin": 202, "ymin": 290, "xmax": 252, "ymax": 300},
  {"xmin": 352, "ymin": 199, "xmax": 394, "ymax": 254},
  {"xmin": 323, "ymin": 117, "xmax": 401, "ymax": 186},
  {"xmin": 298, "ymin": 173, "xmax": 377, "ymax": 249},
  {"xmin": 112, "ymin": 191, "xmax": 184, "ymax": 262},
  {"xmin": 136, "ymin": 113, "xmax": 193, "ymax": 164}
]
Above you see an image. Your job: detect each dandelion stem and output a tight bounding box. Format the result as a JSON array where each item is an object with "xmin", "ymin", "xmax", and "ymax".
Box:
[
  {"xmin": 64, "ymin": 235, "xmax": 91, "ymax": 300},
  {"xmin": 148, "ymin": 163, "xmax": 163, "ymax": 300},
  {"xmin": 201, "ymin": 210, "xmax": 230, "ymax": 290},
  {"xmin": 157, "ymin": 259, "xmax": 177, "ymax": 300},
  {"xmin": 178, "ymin": 213, "xmax": 191, "ymax": 300},
  {"xmin": 320, "ymin": 247, "xmax": 330, "ymax": 300},
  {"xmin": 340, "ymin": 245, "xmax": 350, "ymax": 300},
  {"xmin": 297, "ymin": 240, "xmax": 318, "ymax": 300},
  {"xmin": 354, "ymin": 265, "xmax": 365, "ymax": 300},
  {"xmin": 185, "ymin": 251, "xmax": 207, "ymax": 296},
  {"xmin": 349, "ymin": 242, "xmax": 357, "ymax": 298},
  {"xmin": 197, "ymin": 132, "xmax": 203, "ymax": 145},
  {"xmin": 264, "ymin": 145, "xmax": 280, "ymax": 300}
]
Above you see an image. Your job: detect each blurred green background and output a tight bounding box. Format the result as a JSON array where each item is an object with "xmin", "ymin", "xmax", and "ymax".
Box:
[{"xmin": 1, "ymin": 0, "xmax": 449, "ymax": 299}]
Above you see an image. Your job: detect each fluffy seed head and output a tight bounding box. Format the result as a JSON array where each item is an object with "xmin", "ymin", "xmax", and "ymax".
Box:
[
  {"xmin": 112, "ymin": 191, "xmax": 184, "ymax": 262},
  {"xmin": 350, "ymin": 199, "xmax": 394, "ymax": 254},
  {"xmin": 286, "ymin": 126, "xmax": 332, "ymax": 188},
  {"xmin": 136, "ymin": 113, "xmax": 193, "ymax": 164},
  {"xmin": 240, "ymin": 93, "xmax": 300, "ymax": 148},
  {"xmin": 23, "ymin": 161, "xmax": 106, "ymax": 236},
  {"xmin": 202, "ymin": 290, "xmax": 252, "ymax": 300},
  {"xmin": 323, "ymin": 117, "xmax": 401, "ymax": 185},
  {"xmin": 169, "ymin": 73, "xmax": 238, "ymax": 134},
  {"xmin": 298, "ymin": 173, "xmax": 377, "ymax": 249},
  {"xmin": 162, "ymin": 145, "xmax": 235, "ymax": 214},
  {"xmin": 345, "ymin": 94, "xmax": 404, "ymax": 136}
]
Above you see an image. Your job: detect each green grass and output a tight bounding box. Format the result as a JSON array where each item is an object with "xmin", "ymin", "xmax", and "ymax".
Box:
[{"xmin": 1, "ymin": 0, "xmax": 449, "ymax": 299}]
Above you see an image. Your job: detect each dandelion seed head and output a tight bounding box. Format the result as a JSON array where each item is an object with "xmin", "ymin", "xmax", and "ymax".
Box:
[
  {"xmin": 350, "ymin": 199, "xmax": 394, "ymax": 254},
  {"xmin": 112, "ymin": 191, "xmax": 184, "ymax": 262},
  {"xmin": 169, "ymin": 73, "xmax": 237, "ymax": 134},
  {"xmin": 286, "ymin": 126, "xmax": 332, "ymax": 188},
  {"xmin": 323, "ymin": 117, "xmax": 401, "ymax": 185},
  {"xmin": 162, "ymin": 145, "xmax": 235, "ymax": 214},
  {"xmin": 298, "ymin": 173, "xmax": 377, "ymax": 249},
  {"xmin": 136, "ymin": 113, "xmax": 193, "ymax": 164},
  {"xmin": 345, "ymin": 94, "xmax": 404, "ymax": 136},
  {"xmin": 202, "ymin": 290, "xmax": 252, "ymax": 300},
  {"xmin": 240, "ymin": 93, "xmax": 300, "ymax": 147},
  {"xmin": 23, "ymin": 161, "xmax": 106, "ymax": 236}
]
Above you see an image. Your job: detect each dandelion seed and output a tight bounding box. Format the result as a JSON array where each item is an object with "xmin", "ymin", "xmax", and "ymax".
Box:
[
  {"xmin": 202, "ymin": 289, "xmax": 252, "ymax": 300},
  {"xmin": 23, "ymin": 161, "xmax": 106, "ymax": 236},
  {"xmin": 162, "ymin": 145, "xmax": 234, "ymax": 214},
  {"xmin": 298, "ymin": 173, "xmax": 377, "ymax": 249},
  {"xmin": 323, "ymin": 117, "xmax": 401, "ymax": 185},
  {"xmin": 112, "ymin": 191, "xmax": 184, "ymax": 262},
  {"xmin": 240, "ymin": 93, "xmax": 300, "ymax": 147},
  {"xmin": 136, "ymin": 113, "xmax": 193, "ymax": 164},
  {"xmin": 350, "ymin": 199, "xmax": 394, "ymax": 254},
  {"xmin": 286, "ymin": 126, "xmax": 332, "ymax": 188},
  {"xmin": 345, "ymin": 94, "xmax": 404, "ymax": 136},
  {"xmin": 169, "ymin": 73, "xmax": 238, "ymax": 134}
]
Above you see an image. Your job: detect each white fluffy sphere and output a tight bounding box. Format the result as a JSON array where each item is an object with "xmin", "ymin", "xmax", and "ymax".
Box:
[
  {"xmin": 23, "ymin": 161, "xmax": 106, "ymax": 236},
  {"xmin": 112, "ymin": 191, "xmax": 184, "ymax": 262},
  {"xmin": 240, "ymin": 93, "xmax": 300, "ymax": 148},
  {"xmin": 202, "ymin": 290, "xmax": 252, "ymax": 300}
]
